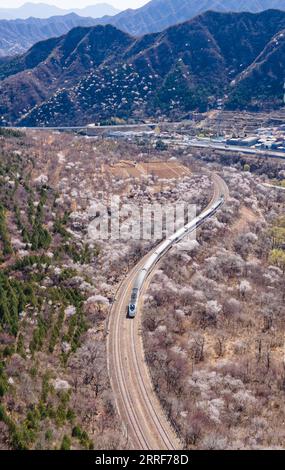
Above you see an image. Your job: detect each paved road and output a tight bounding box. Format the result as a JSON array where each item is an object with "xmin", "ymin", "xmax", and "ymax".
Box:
[
  {"xmin": 3, "ymin": 121, "xmax": 183, "ymax": 131},
  {"xmin": 262, "ymin": 183, "xmax": 285, "ymax": 191},
  {"xmin": 185, "ymin": 139, "xmax": 285, "ymax": 160},
  {"xmin": 107, "ymin": 174, "xmax": 229, "ymax": 450}
]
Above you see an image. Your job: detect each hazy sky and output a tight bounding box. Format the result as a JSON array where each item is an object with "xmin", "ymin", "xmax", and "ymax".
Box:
[{"xmin": 0, "ymin": 0, "xmax": 149, "ymax": 10}]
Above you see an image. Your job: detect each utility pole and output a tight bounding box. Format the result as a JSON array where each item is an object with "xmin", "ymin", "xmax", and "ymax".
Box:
[{"xmin": 217, "ymin": 98, "xmax": 223, "ymax": 138}]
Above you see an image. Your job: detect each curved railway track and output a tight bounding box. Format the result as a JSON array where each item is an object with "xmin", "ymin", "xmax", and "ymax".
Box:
[{"xmin": 107, "ymin": 173, "xmax": 229, "ymax": 450}]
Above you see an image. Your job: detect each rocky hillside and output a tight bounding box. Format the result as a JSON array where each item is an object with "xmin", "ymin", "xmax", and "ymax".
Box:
[
  {"xmin": 227, "ymin": 28, "xmax": 285, "ymax": 110},
  {"xmin": 0, "ymin": 10, "xmax": 285, "ymax": 126}
]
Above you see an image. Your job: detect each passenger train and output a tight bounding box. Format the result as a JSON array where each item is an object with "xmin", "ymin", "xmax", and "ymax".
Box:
[{"xmin": 128, "ymin": 195, "xmax": 224, "ymax": 318}]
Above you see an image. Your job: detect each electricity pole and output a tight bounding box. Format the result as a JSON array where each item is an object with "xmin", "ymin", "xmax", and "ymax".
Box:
[{"xmin": 217, "ymin": 98, "xmax": 223, "ymax": 138}]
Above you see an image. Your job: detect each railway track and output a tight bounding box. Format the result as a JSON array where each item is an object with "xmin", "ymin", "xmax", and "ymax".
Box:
[
  {"xmin": 107, "ymin": 174, "xmax": 229, "ymax": 450},
  {"xmin": 108, "ymin": 248, "xmax": 178, "ymax": 449}
]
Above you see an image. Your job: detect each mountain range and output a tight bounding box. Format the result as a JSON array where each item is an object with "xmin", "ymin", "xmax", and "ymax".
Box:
[
  {"xmin": 2, "ymin": 1, "xmax": 285, "ymax": 57},
  {"xmin": 98, "ymin": 0, "xmax": 285, "ymax": 36},
  {"xmin": 0, "ymin": 2, "xmax": 120, "ymax": 20},
  {"xmin": 0, "ymin": 14, "xmax": 101, "ymax": 57},
  {"xmin": 0, "ymin": 9, "xmax": 284, "ymax": 126}
]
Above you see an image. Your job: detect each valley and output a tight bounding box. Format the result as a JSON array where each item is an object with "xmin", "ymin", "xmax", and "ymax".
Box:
[
  {"xmin": 0, "ymin": 0, "xmax": 284, "ymax": 457},
  {"xmin": 0, "ymin": 125, "xmax": 284, "ymax": 450}
]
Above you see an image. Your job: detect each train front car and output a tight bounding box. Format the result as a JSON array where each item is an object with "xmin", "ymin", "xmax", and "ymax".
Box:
[
  {"xmin": 128, "ymin": 288, "xmax": 138, "ymax": 318},
  {"xmin": 128, "ymin": 269, "xmax": 148, "ymax": 318}
]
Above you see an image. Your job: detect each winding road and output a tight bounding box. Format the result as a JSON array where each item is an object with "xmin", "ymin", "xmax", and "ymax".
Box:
[{"xmin": 107, "ymin": 173, "xmax": 229, "ymax": 450}]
